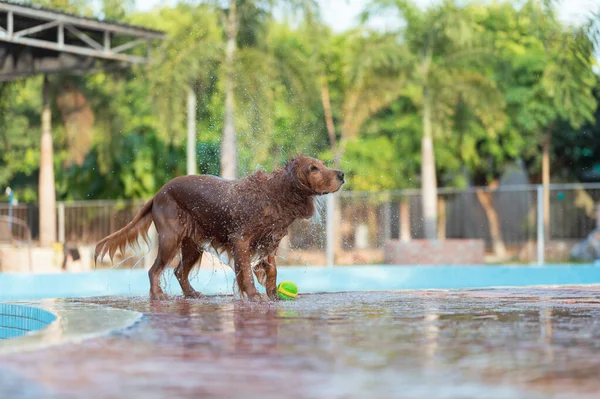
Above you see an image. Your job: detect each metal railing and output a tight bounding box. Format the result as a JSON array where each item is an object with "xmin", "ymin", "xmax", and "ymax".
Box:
[
  {"xmin": 299, "ymin": 184, "xmax": 600, "ymax": 265},
  {"xmin": 57, "ymin": 199, "xmax": 147, "ymax": 244},
  {"xmin": 0, "ymin": 204, "xmax": 30, "ymax": 230}
]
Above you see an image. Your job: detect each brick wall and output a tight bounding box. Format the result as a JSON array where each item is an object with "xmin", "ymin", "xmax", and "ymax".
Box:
[{"xmin": 384, "ymin": 239, "xmax": 485, "ymax": 265}]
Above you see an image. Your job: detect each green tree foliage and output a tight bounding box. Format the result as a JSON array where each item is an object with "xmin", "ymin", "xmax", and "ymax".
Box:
[
  {"xmin": 132, "ymin": 4, "xmax": 222, "ymax": 144},
  {"xmin": 553, "ymin": 78, "xmax": 600, "ymax": 182},
  {"xmin": 363, "ymin": 0, "xmax": 506, "ymax": 238},
  {"xmin": 0, "ymin": 79, "xmax": 43, "ymax": 201},
  {"xmin": 27, "ymin": 0, "xmax": 93, "ymax": 15},
  {"xmin": 344, "ymin": 98, "xmax": 421, "ymax": 191},
  {"xmin": 488, "ymin": 1, "xmax": 597, "ymax": 181},
  {"xmin": 0, "ymin": 0, "xmax": 598, "ymax": 206},
  {"xmin": 314, "ymin": 26, "xmax": 410, "ymax": 172}
]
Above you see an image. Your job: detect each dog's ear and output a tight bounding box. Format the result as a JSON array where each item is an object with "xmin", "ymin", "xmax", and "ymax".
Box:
[{"xmin": 286, "ymin": 156, "xmax": 300, "ymax": 176}]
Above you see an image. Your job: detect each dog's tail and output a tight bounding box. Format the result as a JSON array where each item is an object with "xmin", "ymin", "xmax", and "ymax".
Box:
[{"xmin": 94, "ymin": 198, "xmax": 154, "ymax": 264}]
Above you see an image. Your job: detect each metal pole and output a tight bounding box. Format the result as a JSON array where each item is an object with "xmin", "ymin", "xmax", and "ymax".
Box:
[
  {"xmin": 57, "ymin": 202, "xmax": 65, "ymax": 244},
  {"xmin": 187, "ymin": 87, "xmax": 197, "ymax": 175},
  {"xmin": 537, "ymin": 185, "xmax": 544, "ymax": 265},
  {"xmin": 326, "ymin": 194, "xmax": 335, "ymax": 267},
  {"xmin": 383, "ymin": 201, "xmax": 391, "ymax": 243},
  {"xmin": 5, "ymin": 187, "xmax": 13, "ymax": 231}
]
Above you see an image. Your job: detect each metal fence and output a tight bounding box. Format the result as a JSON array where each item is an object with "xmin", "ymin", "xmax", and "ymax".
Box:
[
  {"xmin": 57, "ymin": 200, "xmax": 147, "ymax": 244},
  {"xmin": 284, "ymin": 184, "xmax": 600, "ymax": 265},
  {"xmin": 0, "ymin": 204, "xmax": 30, "ymax": 237},
  {"xmin": 0, "ymin": 184, "xmax": 599, "ymax": 265}
]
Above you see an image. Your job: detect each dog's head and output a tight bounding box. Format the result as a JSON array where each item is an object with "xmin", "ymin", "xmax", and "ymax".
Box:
[{"xmin": 287, "ymin": 155, "xmax": 345, "ymax": 195}]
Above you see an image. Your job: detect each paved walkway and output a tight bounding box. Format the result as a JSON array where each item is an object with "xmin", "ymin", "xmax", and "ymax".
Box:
[{"xmin": 2, "ymin": 287, "xmax": 600, "ymax": 399}]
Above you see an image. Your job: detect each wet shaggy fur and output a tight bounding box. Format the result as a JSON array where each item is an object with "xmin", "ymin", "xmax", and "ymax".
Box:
[{"xmin": 95, "ymin": 155, "xmax": 345, "ymax": 301}]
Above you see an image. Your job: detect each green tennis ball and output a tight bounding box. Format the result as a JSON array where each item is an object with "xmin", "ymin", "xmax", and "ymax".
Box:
[{"xmin": 277, "ymin": 281, "xmax": 298, "ymax": 300}]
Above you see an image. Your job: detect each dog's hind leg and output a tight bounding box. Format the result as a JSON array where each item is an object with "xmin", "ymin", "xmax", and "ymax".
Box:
[
  {"xmin": 148, "ymin": 240, "xmax": 178, "ymax": 300},
  {"xmin": 175, "ymin": 238, "xmax": 204, "ymax": 299},
  {"xmin": 148, "ymin": 199, "xmax": 180, "ymax": 301}
]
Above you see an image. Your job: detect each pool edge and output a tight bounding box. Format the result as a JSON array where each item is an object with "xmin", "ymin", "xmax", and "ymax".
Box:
[{"xmin": 0, "ymin": 300, "xmax": 143, "ymax": 355}]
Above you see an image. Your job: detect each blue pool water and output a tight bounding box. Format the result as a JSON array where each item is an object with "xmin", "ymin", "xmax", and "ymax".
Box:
[
  {"xmin": 0, "ymin": 304, "xmax": 56, "ymax": 340},
  {"xmin": 1, "ymin": 264, "xmax": 600, "ymax": 301}
]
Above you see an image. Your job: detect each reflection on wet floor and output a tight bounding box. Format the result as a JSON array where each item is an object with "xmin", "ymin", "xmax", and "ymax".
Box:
[{"xmin": 1, "ymin": 287, "xmax": 600, "ymax": 399}]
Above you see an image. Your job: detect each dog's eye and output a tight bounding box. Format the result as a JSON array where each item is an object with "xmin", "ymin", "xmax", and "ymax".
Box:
[{"xmin": 310, "ymin": 165, "xmax": 319, "ymax": 172}]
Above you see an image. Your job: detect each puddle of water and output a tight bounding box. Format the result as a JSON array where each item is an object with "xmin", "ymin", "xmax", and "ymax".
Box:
[{"xmin": 1, "ymin": 289, "xmax": 600, "ymax": 399}]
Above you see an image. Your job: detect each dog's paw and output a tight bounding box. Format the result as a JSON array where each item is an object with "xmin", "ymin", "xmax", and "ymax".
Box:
[
  {"xmin": 267, "ymin": 292, "xmax": 280, "ymax": 301},
  {"xmin": 246, "ymin": 292, "xmax": 265, "ymax": 302},
  {"xmin": 183, "ymin": 290, "xmax": 204, "ymax": 299},
  {"xmin": 150, "ymin": 292, "xmax": 170, "ymax": 301}
]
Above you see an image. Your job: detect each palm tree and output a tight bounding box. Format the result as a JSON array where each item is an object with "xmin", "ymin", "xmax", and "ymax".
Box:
[
  {"xmin": 233, "ymin": 21, "xmax": 323, "ymax": 170},
  {"xmin": 220, "ymin": 0, "xmax": 238, "ymax": 179},
  {"xmin": 29, "ymin": 1, "xmax": 95, "ymax": 246},
  {"xmin": 212, "ymin": 0, "xmax": 318, "ymax": 178},
  {"xmin": 39, "ymin": 76, "xmax": 56, "ymax": 246},
  {"xmin": 522, "ymin": 0, "xmax": 597, "ymax": 238},
  {"xmin": 309, "ymin": 26, "xmax": 410, "ymax": 164},
  {"xmin": 363, "ymin": 0, "xmax": 505, "ymax": 240},
  {"xmin": 304, "ymin": 26, "xmax": 409, "ymax": 261}
]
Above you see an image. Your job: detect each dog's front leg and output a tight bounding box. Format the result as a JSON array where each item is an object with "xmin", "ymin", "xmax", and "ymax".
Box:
[
  {"xmin": 232, "ymin": 239, "xmax": 260, "ymax": 301},
  {"xmin": 264, "ymin": 255, "xmax": 279, "ymax": 301}
]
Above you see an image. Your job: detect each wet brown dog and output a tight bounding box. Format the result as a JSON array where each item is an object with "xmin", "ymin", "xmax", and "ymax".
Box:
[{"xmin": 94, "ymin": 155, "xmax": 344, "ymax": 301}]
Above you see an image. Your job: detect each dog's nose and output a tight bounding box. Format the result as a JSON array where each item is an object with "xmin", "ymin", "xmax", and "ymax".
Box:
[{"xmin": 337, "ymin": 171, "xmax": 345, "ymax": 181}]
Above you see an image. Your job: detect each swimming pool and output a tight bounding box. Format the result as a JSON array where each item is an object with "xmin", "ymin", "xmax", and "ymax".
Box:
[
  {"xmin": 1, "ymin": 264, "xmax": 600, "ymax": 301},
  {"xmin": 0, "ymin": 303, "xmax": 56, "ymax": 340}
]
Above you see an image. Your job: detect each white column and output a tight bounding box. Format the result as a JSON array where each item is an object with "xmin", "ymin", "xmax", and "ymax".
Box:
[
  {"xmin": 326, "ymin": 194, "xmax": 335, "ymax": 267},
  {"xmin": 39, "ymin": 76, "xmax": 56, "ymax": 246},
  {"xmin": 57, "ymin": 202, "xmax": 65, "ymax": 244},
  {"xmin": 187, "ymin": 87, "xmax": 197, "ymax": 175},
  {"xmin": 537, "ymin": 185, "xmax": 545, "ymax": 265}
]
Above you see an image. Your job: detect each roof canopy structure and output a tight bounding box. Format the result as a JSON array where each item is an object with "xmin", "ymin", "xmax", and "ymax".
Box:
[{"xmin": 0, "ymin": 0, "xmax": 165, "ymax": 81}]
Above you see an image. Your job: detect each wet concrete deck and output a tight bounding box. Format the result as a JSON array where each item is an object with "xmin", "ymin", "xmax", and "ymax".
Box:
[{"xmin": 1, "ymin": 287, "xmax": 600, "ymax": 399}]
